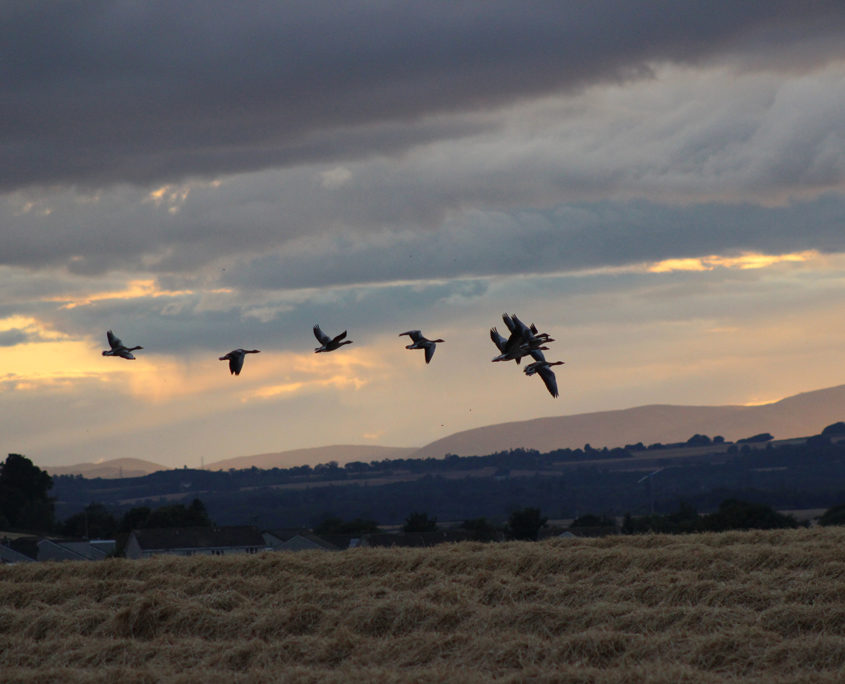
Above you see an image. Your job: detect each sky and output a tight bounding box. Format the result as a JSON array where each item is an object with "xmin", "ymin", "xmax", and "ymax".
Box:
[{"xmin": 3, "ymin": 1, "xmax": 845, "ymax": 470}]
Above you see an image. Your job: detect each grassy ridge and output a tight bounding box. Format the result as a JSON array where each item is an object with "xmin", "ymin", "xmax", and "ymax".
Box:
[{"xmin": 4, "ymin": 528, "xmax": 845, "ymax": 682}]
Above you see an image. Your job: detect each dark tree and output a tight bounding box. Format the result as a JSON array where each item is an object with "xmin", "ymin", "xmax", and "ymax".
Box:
[
  {"xmin": 144, "ymin": 499, "xmax": 213, "ymax": 528},
  {"xmin": 821, "ymin": 422, "xmax": 845, "ymax": 437},
  {"xmin": 61, "ymin": 503, "xmax": 117, "ymax": 539},
  {"xmin": 0, "ymin": 453, "xmax": 54, "ymax": 532},
  {"xmin": 460, "ymin": 517, "xmax": 500, "ymax": 542},
  {"xmin": 818, "ymin": 503, "xmax": 845, "ymax": 526},
  {"xmin": 119, "ymin": 506, "xmax": 152, "ymax": 533},
  {"xmin": 508, "ymin": 507, "xmax": 548, "ymax": 541},
  {"xmin": 736, "ymin": 433, "xmax": 774, "ymax": 444},
  {"xmin": 699, "ymin": 499, "xmax": 798, "ymax": 531},
  {"xmin": 403, "ymin": 511, "xmax": 438, "ymax": 533}
]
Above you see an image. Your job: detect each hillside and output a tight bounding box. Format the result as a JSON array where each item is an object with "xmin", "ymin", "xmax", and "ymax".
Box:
[
  {"xmin": 44, "ymin": 458, "xmax": 167, "ymax": 479},
  {"xmin": 3, "ymin": 528, "xmax": 845, "ymax": 682},
  {"xmin": 204, "ymin": 444, "xmax": 418, "ymax": 471},
  {"xmin": 39, "ymin": 384, "xmax": 845, "ymax": 477},
  {"xmin": 410, "ymin": 384, "xmax": 845, "ymax": 459}
]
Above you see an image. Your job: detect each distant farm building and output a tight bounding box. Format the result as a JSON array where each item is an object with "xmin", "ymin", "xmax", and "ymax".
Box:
[{"xmin": 124, "ymin": 526, "xmax": 268, "ymax": 559}]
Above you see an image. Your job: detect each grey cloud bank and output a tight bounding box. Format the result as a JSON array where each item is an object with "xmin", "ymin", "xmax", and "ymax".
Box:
[{"xmin": 4, "ymin": 1, "xmax": 845, "ymax": 191}]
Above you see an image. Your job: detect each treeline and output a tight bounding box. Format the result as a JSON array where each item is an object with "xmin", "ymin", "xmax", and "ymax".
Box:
[
  {"xmin": 619, "ymin": 499, "xmax": 800, "ymax": 534},
  {"xmin": 52, "ymin": 443, "xmax": 634, "ymax": 501},
  {"xmin": 60, "ymin": 499, "xmax": 213, "ymax": 539},
  {"xmin": 158, "ymin": 433, "xmax": 845, "ymax": 527},
  {"xmin": 17, "ymin": 423, "xmax": 845, "ymax": 531}
]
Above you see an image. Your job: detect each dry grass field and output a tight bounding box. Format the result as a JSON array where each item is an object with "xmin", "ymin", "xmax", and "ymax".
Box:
[{"xmin": 4, "ymin": 527, "xmax": 845, "ymax": 683}]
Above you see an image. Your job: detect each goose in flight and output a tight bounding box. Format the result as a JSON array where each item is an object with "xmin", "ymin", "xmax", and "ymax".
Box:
[
  {"xmin": 502, "ymin": 313, "xmax": 554, "ymax": 348},
  {"xmin": 524, "ymin": 359, "xmax": 565, "ymax": 398},
  {"xmin": 490, "ymin": 326, "xmax": 547, "ymax": 364},
  {"xmin": 313, "ymin": 324, "xmax": 352, "ymax": 353},
  {"xmin": 102, "ymin": 330, "xmax": 143, "ymax": 360},
  {"xmin": 219, "ymin": 348, "xmax": 260, "ymax": 375},
  {"xmin": 399, "ymin": 330, "xmax": 444, "ymax": 364}
]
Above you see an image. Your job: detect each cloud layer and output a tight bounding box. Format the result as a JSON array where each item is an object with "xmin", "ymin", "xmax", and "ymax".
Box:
[
  {"xmin": 2, "ymin": 2, "xmax": 845, "ymax": 468},
  {"xmin": 5, "ymin": 2, "xmax": 845, "ymax": 190}
]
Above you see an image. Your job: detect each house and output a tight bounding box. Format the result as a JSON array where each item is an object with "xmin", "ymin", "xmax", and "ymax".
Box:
[
  {"xmin": 0, "ymin": 543, "xmax": 35, "ymax": 564},
  {"xmin": 263, "ymin": 529, "xmax": 348, "ymax": 551},
  {"xmin": 37, "ymin": 538, "xmax": 115, "ymax": 561},
  {"xmin": 1, "ymin": 533, "xmax": 38, "ymax": 562},
  {"xmin": 124, "ymin": 526, "xmax": 268, "ymax": 559}
]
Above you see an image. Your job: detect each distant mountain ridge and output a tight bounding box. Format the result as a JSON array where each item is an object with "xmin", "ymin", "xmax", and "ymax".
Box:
[
  {"xmin": 41, "ymin": 385, "xmax": 845, "ymax": 477},
  {"xmin": 44, "ymin": 458, "xmax": 167, "ymax": 479},
  {"xmin": 409, "ymin": 384, "xmax": 845, "ymax": 459},
  {"xmin": 204, "ymin": 445, "xmax": 418, "ymax": 471}
]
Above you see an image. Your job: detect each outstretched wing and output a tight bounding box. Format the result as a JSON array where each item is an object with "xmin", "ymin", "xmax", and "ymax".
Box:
[
  {"xmin": 490, "ymin": 327, "xmax": 507, "ymax": 353},
  {"xmin": 313, "ymin": 325, "xmax": 330, "ymax": 345},
  {"xmin": 424, "ymin": 342, "xmax": 436, "ymax": 364},
  {"xmin": 331, "ymin": 330, "xmax": 348, "ymax": 344},
  {"xmin": 501, "ymin": 313, "xmax": 517, "ymax": 334},
  {"xmin": 399, "ymin": 330, "xmax": 422, "ymax": 341},
  {"xmin": 528, "ymin": 348, "xmax": 547, "ymax": 364},
  {"xmin": 106, "ymin": 330, "xmax": 123, "ymax": 350},
  {"xmin": 537, "ymin": 366, "xmax": 559, "ymax": 398}
]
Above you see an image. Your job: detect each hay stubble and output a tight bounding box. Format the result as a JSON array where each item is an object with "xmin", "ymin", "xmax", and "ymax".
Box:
[{"xmin": 4, "ymin": 528, "xmax": 845, "ymax": 682}]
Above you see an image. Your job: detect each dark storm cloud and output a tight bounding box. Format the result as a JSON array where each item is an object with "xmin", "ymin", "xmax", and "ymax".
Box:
[{"xmin": 4, "ymin": 1, "xmax": 845, "ymax": 191}]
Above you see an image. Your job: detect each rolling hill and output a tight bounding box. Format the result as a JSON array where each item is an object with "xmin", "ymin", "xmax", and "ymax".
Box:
[
  {"xmin": 408, "ymin": 384, "xmax": 845, "ymax": 459},
  {"xmin": 203, "ymin": 444, "xmax": 418, "ymax": 471},
  {"xmin": 41, "ymin": 385, "xmax": 845, "ymax": 476},
  {"xmin": 43, "ymin": 458, "xmax": 167, "ymax": 479}
]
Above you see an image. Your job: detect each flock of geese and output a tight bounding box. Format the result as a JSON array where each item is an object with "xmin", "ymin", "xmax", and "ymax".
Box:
[{"xmin": 102, "ymin": 313, "xmax": 564, "ymax": 397}]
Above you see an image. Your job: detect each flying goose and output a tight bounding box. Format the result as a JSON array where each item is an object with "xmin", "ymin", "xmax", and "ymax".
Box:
[
  {"xmin": 490, "ymin": 326, "xmax": 547, "ymax": 364},
  {"xmin": 399, "ymin": 330, "xmax": 444, "ymax": 364},
  {"xmin": 502, "ymin": 313, "xmax": 554, "ymax": 347},
  {"xmin": 102, "ymin": 330, "xmax": 143, "ymax": 360},
  {"xmin": 219, "ymin": 348, "xmax": 261, "ymax": 375},
  {"xmin": 523, "ymin": 359, "xmax": 565, "ymax": 398},
  {"xmin": 313, "ymin": 324, "xmax": 353, "ymax": 353}
]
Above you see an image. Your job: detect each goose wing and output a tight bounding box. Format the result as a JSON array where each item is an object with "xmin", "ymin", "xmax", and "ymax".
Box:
[
  {"xmin": 509, "ymin": 313, "xmax": 529, "ymax": 337},
  {"xmin": 331, "ymin": 330, "xmax": 348, "ymax": 344},
  {"xmin": 501, "ymin": 313, "xmax": 517, "ymax": 334},
  {"xmin": 313, "ymin": 325, "xmax": 331, "ymax": 345},
  {"xmin": 106, "ymin": 330, "xmax": 123, "ymax": 350},
  {"xmin": 528, "ymin": 348, "xmax": 547, "ymax": 364},
  {"xmin": 423, "ymin": 342, "xmax": 436, "ymax": 364},
  {"xmin": 490, "ymin": 327, "xmax": 507, "ymax": 353},
  {"xmin": 537, "ymin": 365, "xmax": 559, "ymax": 398},
  {"xmin": 399, "ymin": 330, "xmax": 423, "ymax": 342}
]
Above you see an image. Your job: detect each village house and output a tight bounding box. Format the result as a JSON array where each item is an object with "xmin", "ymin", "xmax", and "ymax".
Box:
[
  {"xmin": 0, "ymin": 543, "xmax": 35, "ymax": 564},
  {"xmin": 263, "ymin": 529, "xmax": 349, "ymax": 551},
  {"xmin": 37, "ymin": 538, "xmax": 115, "ymax": 561},
  {"xmin": 124, "ymin": 526, "xmax": 268, "ymax": 559}
]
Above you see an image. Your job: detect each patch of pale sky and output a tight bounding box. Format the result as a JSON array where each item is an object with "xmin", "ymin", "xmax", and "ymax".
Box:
[
  {"xmin": 46, "ymin": 279, "xmax": 194, "ymax": 309},
  {"xmin": 647, "ymin": 251, "xmax": 815, "ymax": 273}
]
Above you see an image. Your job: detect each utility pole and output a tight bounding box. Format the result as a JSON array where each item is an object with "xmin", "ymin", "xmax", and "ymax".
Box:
[{"xmin": 637, "ymin": 468, "xmax": 663, "ymax": 515}]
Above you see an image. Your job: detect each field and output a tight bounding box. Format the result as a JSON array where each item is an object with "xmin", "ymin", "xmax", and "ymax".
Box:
[{"xmin": 4, "ymin": 528, "xmax": 845, "ymax": 683}]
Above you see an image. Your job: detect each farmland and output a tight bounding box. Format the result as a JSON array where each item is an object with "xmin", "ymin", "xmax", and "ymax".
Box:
[{"xmin": 5, "ymin": 526, "xmax": 845, "ymax": 682}]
